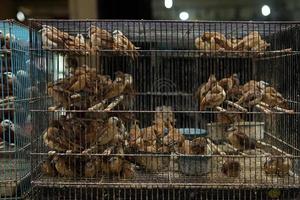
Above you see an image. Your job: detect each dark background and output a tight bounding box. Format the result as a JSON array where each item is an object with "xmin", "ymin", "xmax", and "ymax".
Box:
[{"xmin": 0, "ymin": 0, "xmax": 298, "ymax": 22}]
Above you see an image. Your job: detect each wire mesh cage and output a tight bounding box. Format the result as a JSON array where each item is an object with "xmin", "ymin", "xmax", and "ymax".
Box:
[
  {"xmin": 29, "ymin": 20, "xmax": 300, "ymax": 199},
  {"xmin": 0, "ymin": 20, "xmax": 31, "ymax": 199}
]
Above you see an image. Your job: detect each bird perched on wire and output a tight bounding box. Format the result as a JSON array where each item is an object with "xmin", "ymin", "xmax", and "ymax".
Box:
[
  {"xmin": 88, "ymin": 25, "xmax": 115, "ymax": 51},
  {"xmin": 200, "ymin": 83, "xmax": 226, "ymax": 111},
  {"xmin": 262, "ymin": 86, "xmax": 289, "ymax": 109},
  {"xmin": 40, "ymin": 25, "xmax": 90, "ymax": 55},
  {"xmin": 226, "ymin": 128, "xmax": 256, "ymax": 151},
  {"xmin": 201, "ymin": 32, "xmax": 234, "ymax": 50},
  {"xmin": 112, "ymin": 30, "xmax": 140, "ymax": 61},
  {"xmin": 233, "ymin": 31, "xmax": 270, "ymax": 52},
  {"xmin": 194, "ymin": 74, "xmax": 218, "ymax": 104},
  {"xmin": 103, "ymin": 71, "xmax": 133, "ymax": 100},
  {"xmin": 235, "ymin": 80, "xmax": 267, "ymax": 107},
  {"xmin": 218, "ymin": 74, "xmax": 241, "ymax": 100}
]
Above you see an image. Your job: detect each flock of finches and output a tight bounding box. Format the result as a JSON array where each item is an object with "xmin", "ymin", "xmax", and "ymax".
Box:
[
  {"xmin": 39, "ymin": 25, "xmax": 294, "ymax": 179},
  {"xmin": 0, "ymin": 30, "xmax": 31, "ymax": 148},
  {"xmin": 194, "ymin": 31, "xmax": 270, "ymax": 55},
  {"xmin": 40, "ymin": 25, "xmax": 139, "ymax": 60}
]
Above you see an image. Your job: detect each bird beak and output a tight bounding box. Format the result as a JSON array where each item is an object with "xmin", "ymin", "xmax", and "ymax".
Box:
[{"xmin": 10, "ymin": 124, "xmax": 15, "ymax": 132}]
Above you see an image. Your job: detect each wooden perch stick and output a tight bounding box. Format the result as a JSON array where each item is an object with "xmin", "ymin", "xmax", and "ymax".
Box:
[
  {"xmin": 257, "ymin": 140, "xmax": 293, "ymax": 157},
  {"xmin": 224, "ymin": 143, "xmax": 247, "ymax": 156},
  {"xmin": 225, "ymin": 100, "xmax": 248, "ymax": 112},
  {"xmin": 273, "ymin": 106, "xmax": 294, "ymax": 114},
  {"xmin": 207, "ymin": 138, "xmax": 226, "ymax": 155},
  {"xmin": 255, "ymin": 104, "xmax": 271, "ymax": 114},
  {"xmin": 215, "ymin": 106, "xmax": 227, "ymax": 112},
  {"xmin": 88, "ymin": 99, "xmax": 108, "ymax": 111},
  {"xmin": 104, "ymin": 95, "xmax": 124, "ymax": 111},
  {"xmin": 71, "ymin": 93, "xmax": 81, "ymax": 99}
]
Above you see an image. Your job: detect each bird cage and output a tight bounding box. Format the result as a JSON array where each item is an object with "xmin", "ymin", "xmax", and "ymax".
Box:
[
  {"xmin": 29, "ymin": 20, "xmax": 300, "ymax": 200},
  {"xmin": 0, "ymin": 20, "xmax": 31, "ymax": 199}
]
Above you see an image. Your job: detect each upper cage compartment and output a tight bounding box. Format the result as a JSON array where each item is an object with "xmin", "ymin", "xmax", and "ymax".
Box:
[{"xmin": 29, "ymin": 20, "xmax": 299, "ymax": 112}]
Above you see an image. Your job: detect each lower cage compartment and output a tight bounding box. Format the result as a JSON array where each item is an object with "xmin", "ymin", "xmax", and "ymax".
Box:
[{"xmin": 32, "ymin": 186, "xmax": 300, "ymax": 200}]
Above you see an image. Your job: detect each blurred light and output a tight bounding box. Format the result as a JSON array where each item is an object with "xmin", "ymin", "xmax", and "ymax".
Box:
[
  {"xmin": 164, "ymin": 0, "xmax": 173, "ymax": 9},
  {"xmin": 179, "ymin": 11, "xmax": 189, "ymax": 20},
  {"xmin": 261, "ymin": 5, "xmax": 271, "ymax": 16},
  {"xmin": 16, "ymin": 11, "xmax": 25, "ymax": 22}
]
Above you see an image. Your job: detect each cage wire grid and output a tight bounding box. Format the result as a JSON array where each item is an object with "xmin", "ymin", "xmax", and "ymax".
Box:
[
  {"xmin": 0, "ymin": 20, "xmax": 31, "ymax": 199},
  {"xmin": 28, "ymin": 19, "xmax": 300, "ymax": 199}
]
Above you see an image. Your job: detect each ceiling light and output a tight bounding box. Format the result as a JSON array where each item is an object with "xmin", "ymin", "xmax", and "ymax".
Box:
[
  {"xmin": 16, "ymin": 11, "xmax": 25, "ymax": 22},
  {"xmin": 164, "ymin": 0, "xmax": 173, "ymax": 9},
  {"xmin": 179, "ymin": 11, "xmax": 189, "ymax": 20},
  {"xmin": 261, "ymin": 5, "xmax": 271, "ymax": 16}
]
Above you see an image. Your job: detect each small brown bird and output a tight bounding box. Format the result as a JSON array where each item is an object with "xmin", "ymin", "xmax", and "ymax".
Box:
[
  {"xmin": 190, "ymin": 137, "xmax": 207, "ymax": 155},
  {"xmin": 47, "ymin": 83, "xmax": 70, "ymax": 110},
  {"xmin": 233, "ymin": 31, "xmax": 270, "ymax": 52},
  {"xmin": 129, "ymin": 120, "xmax": 143, "ymax": 148},
  {"xmin": 154, "ymin": 106, "xmax": 175, "ymax": 127},
  {"xmin": 68, "ymin": 74, "xmax": 88, "ymax": 92},
  {"xmin": 264, "ymin": 157, "xmax": 292, "ymax": 177},
  {"xmin": 194, "ymin": 37, "xmax": 211, "ymax": 51},
  {"xmin": 179, "ymin": 140, "xmax": 192, "ymax": 154},
  {"xmin": 262, "ymin": 86, "xmax": 289, "ymax": 108},
  {"xmin": 113, "ymin": 30, "xmax": 140, "ymax": 61},
  {"xmin": 236, "ymin": 80, "xmax": 267, "ymax": 107},
  {"xmin": 201, "ymin": 32, "xmax": 233, "ymax": 50},
  {"xmin": 98, "ymin": 116, "xmax": 123, "ymax": 146},
  {"xmin": 221, "ymin": 159, "xmax": 241, "ymax": 177},
  {"xmin": 41, "ymin": 158, "xmax": 57, "ymax": 176},
  {"xmin": 107, "ymin": 156, "xmax": 123, "ymax": 175},
  {"xmin": 218, "ymin": 74, "xmax": 239, "ymax": 93},
  {"xmin": 195, "ymin": 74, "xmax": 218, "ymax": 103},
  {"xmin": 121, "ymin": 160, "xmax": 135, "ymax": 179},
  {"xmin": 163, "ymin": 125, "xmax": 185, "ymax": 149},
  {"xmin": 200, "ymin": 83, "xmax": 226, "ymax": 110},
  {"xmin": 43, "ymin": 127, "xmax": 66, "ymax": 152},
  {"xmin": 52, "ymin": 156, "xmax": 76, "ymax": 177},
  {"xmin": 226, "ymin": 129, "xmax": 256, "ymax": 150},
  {"xmin": 88, "ymin": 25, "xmax": 115, "ymax": 50},
  {"xmin": 141, "ymin": 126, "xmax": 157, "ymax": 147},
  {"xmin": 217, "ymin": 106, "xmax": 242, "ymax": 128},
  {"xmin": 103, "ymin": 71, "xmax": 132, "ymax": 100},
  {"xmin": 84, "ymin": 160, "xmax": 97, "ymax": 178}
]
